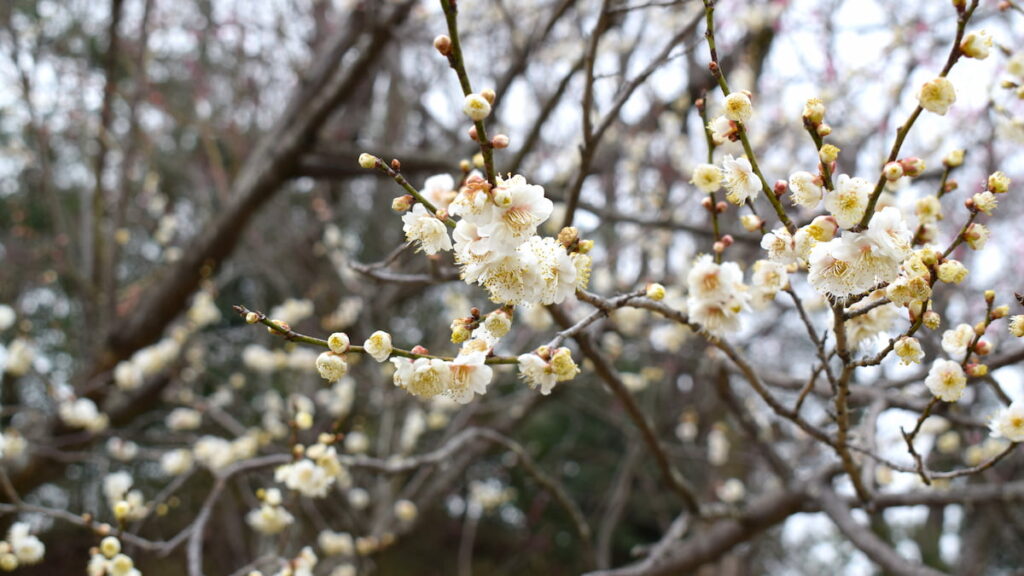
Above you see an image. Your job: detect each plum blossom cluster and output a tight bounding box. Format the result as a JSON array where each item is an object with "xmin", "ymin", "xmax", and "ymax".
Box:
[
  {"xmin": 274, "ymin": 437, "xmax": 351, "ymax": 498},
  {"xmin": 806, "ymin": 207, "xmax": 913, "ymax": 299},
  {"xmin": 246, "ymin": 488, "xmax": 295, "ymax": 535},
  {"xmin": 399, "ymin": 170, "xmax": 592, "ymax": 308},
  {"xmin": 0, "ymin": 522, "xmax": 45, "ymax": 571},
  {"xmin": 684, "ymin": 255, "xmax": 789, "ymax": 337},
  {"xmin": 87, "ymin": 537, "xmax": 140, "ymax": 576}
]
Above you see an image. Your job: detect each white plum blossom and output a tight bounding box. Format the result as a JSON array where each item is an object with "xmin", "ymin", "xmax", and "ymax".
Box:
[
  {"xmin": 824, "ymin": 174, "xmax": 871, "ymax": 229},
  {"xmin": 480, "ymin": 175, "xmax": 553, "ymax": 252},
  {"xmin": 721, "ymin": 155, "xmax": 760, "ymax": 205},
  {"xmin": 275, "ymin": 459, "xmax": 335, "ymax": 498},
  {"xmin": 392, "ymin": 357, "xmax": 451, "ymax": 400},
  {"xmin": 788, "ymin": 171, "xmax": 823, "ymax": 208},
  {"xmin": 808, "ymin": 207, "xmax": 912, "ymax": 299},
  {"xmin": 363, "ymin": 331, "xmax": 393, "ymax": 362},
  {"xmin": 989, "ymin": 401, "xmax": 1024, "ymax": 442},
  {"xmin": 686, "ymin": 255, "xmax": 748, "ymax": 336},
  {"xmin": 941, "ymin": 324, "xmax": 976, "ymax": 358},
  {"xmin": 448, "ymin": 350, "xmax": 493, "ymax": 404},
  {"xmin": 926, "ymin": 359, "xmax": 967, "ymax": 402},
  {"xmin": 402, "ymin": 204, "xmax": 452, "ymax": 255},
  {"xmin": 420, "ymin": 173, "xmax": 457, "ymax": 210}
]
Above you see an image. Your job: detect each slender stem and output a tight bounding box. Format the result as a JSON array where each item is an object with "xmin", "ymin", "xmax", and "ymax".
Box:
[
  {"xmin": 233, "ymin": 305, "xmax": 518, "ymax": 365},
  {"xmin": 702, "ymin": 0, "xmax": 795, "ymax": 233},
  {"xmin": 857, "ymin": 0, "xmax": 979, "ymax": 229},
  {"xmin": 439, "ymin": 0, "xmax": 497, "ymax": 186}
]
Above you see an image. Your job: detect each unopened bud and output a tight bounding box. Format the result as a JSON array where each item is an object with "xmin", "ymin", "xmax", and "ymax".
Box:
[
  {"xmin": 819, "ymin": 144, "xmax": 840, "ymax": 164},
  {"xmin": 716, "ymin": 201, "xmax": 728, "ymax": 214},
  {"xmin": 966, "ymin": 363, "xmax": 988, "ymax": 377},
  {"xmin": 358, "ymin": 153, "xmax": 377, "ymax": 169},
  {"xmin": 646, "ymin": 282, "xmax": 666, "ymax": 301},
  {"xmin": 295, "ymin": 411, "xmax": 314, "ymax": 430},
  {"xmin": 975, "ymin": 340, "xmax": 992, "ymax": 355},
  {"xmin": 993, "ymin": 305, "xmax": 1010, "ymax": 319},
  {"xmin": 883, "ymin": 162, "xmax": 904, "ymax": 181},
  {"xmin": 578, "ymin": 239, "xmax": 594, "ymax": 254},
  {"xmin": 459, "ymin": 159, "xmax": 471, "ymax": 172},
  {"xmin": 557, "ymin": 227, "xmax": 579, "ymax": 248},
  {"xmin": 943, "ymin": 149, "xmax": 965, "ymax": 168},
  {"xmin": 245, "ymin": 312, "xmax": 259, "ymax": 324},
  {"xmin": 463, "ymin": 94, "xmax": 492, "ymax": 121},
  {"xmin": 816, "ymin": 123, "xmax": 832, "ymax": 137},
  {"xmin": 701, "ymin": 197, "xmax": 714, "ymax": 211},
  {"xmin": 392, "ymin": 195, "xmax": 414, "ymax": 212},
  {"xmin": 899, "ymin": 157, "xmax": 925, "ymax": 177},
  {"xmin": 480, "ymin": 89, "xmax": 496, "ymax": 105},
  {"xmin": 433, "ymin": 35, "xmax": 452, "ymax": 55},
  {"xmin": 720, "ymin": 234, "xmax": 734, "ymax": 247},
  {"xmin": 985, "ymin": 290, "xmax": 997, "ymax": 304},
  {"xmin": 468, "ymin": 126, "xmax": 478, "ymax": 141},
  {"xmin": 740, "ymin": 214, "xmax": 762, "ymax": 231},
  {"xmin": 774, "ymin": 180, "xmax": 787, "ymax": 196},
  {"xmin": 390, "ymin": 158, "xmax": 401, "ymax": 171},
  {"xmin": 803, "ymin": 98, "xmax": 826, "ymax": 124},
  {"xmin": 491, "ymin": 134, "xmax": 510, "ymax": 149},
  {"xmin": 410, "ymin": 345, "xmax": 429, "ymax": 355}
]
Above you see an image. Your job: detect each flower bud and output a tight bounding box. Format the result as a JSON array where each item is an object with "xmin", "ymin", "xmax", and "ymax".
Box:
[
  {"xmin": 740, "ymin": 215, "xmax": 762, "ymax": 231},
  {"xmin": 450, "ymin": 319, "xmax": 472, "ymax": 344},
  {"xmin": 100, "ymin": 537, "xmax": 121, "ymax": 559},
  {"xmin": 392, "ymin": 195, "xmax": 414, "ymax": 212},
  {"xmin": 966, "ymin": 363, "xmax": 988, "ymax": 377},
  {"xmin": 433, "ymin": 35, "xmax": 452, "ymax": 55},
  {"xmin": 988, "ymin": 171, "xmax": 1011, "ymax": 194},
  {"xmin": 923, "ymin": 310, "xmax": 942, "ymax": 330},
  {"xmin": 803, "ymin": 98, "xmax": 826, "ymax": 124},
  {"xmin": 358, "ymin": 153, "xmax": 378, "ymax": 169},
  {"xmin": 937, "ymin": 260, "xmax": 968, "ymax": 284},
  {"xmin": 960, "ymin": 30, "xmax": 992, "ymax": 60},
  {"xmin": 646, "ymin": 283, "xmax": 666, "ymax": 301},
  {"xmin": 819, "ymin": 144, "xmax": 840, "ymax": 164},
  {"xmin": 816, "ymin": 123, "xmax": 832, "ymax": 137},
  {"xmin": 113, "ymin": 501, "xmax": 132, "ymax": 521},
  {"xmin": 245, "ymin": 312, "xmax": 259, "ymax": 324},
  {"xmin": 463, "ymin": 94, "xmax": 492, "ymax": 121},
  {"xmin": 557, "ymin": 227, "xmax": 579, "ymax": 248},
  {"xmin": 480, "ymin": 89, "xmax": 496, "ymax": 105},
  {"xmin": 883, "ymin": 162, "xmax": 904, "ymax": 181},
  {"xmin": 993, "ymin": 305, "xmax": 1010, "ymax": 319},
  {"xmin": 943, "ymin": 149, "xmax": 965, "ymax": 167},
  {"xmin": 328, "ymin": 332, "xmax": 350, "ymax": 355},
  {"xmin": 295, "ymin": 411, "xmax": 314, "ymax": 430},
  {"xmin": 316, "ymin": 352, "xmax": 348, "ymax": 382},
  {"xmin": 491, "ymin": 134, "xmax": 510, "ymax": 149},
  {"xmin": 899, "ymin": 157, "xmax": 925, "ymax": 177}
]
